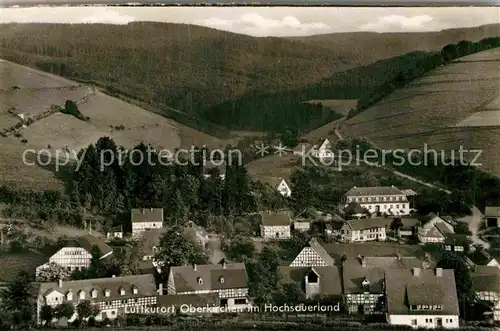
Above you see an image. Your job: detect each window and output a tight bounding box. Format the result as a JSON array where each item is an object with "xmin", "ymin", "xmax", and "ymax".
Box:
[
  {"xmin": 91, "ymin": 290, "xmax": 97, "ymax": 299},
  {"xmin": 105, "ymin": 289, "xmax": 110, "ymax": 297},
  {"xmin": 133, "ymin": 286, "xmax": 139, "ymax": 294},
  {"xmin": 234, "ymin": 298, "xmax": 246, "ymax": 305},
  {"xmin": 445, "ymin": 245, "xmax": 451, "ymax": 251},
  {"xmin": 197, "ymin": 277, "xmax": 203, "ymax": 285},
  {"xmin": 411, "ymin": 319, "xmax": 417, "ymax": 326},
  {"xmin": 219, "ymin": 277, "xmax": 225, "ymax": 284},
  {"xmin": 79, "ymin": 291, "xmax": 85, "ymax": 300}
]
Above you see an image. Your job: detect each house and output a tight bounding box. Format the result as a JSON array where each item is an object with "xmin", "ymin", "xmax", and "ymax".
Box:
[
  {"xmin": 342, "ymin": 255, "xmax": 423, "ymax": 314},
  {"xmin": 337, "ymin": 217, "xmax": 389, "ymax": 243},
  {"xmin": 341, "ymin": 186, "xmax": 411, "ymax": 216},
  {"xmin": 417, "ymin": 213, "xmax": 454, "ymax": 244},
  {"xmin": 140, "ymin": 228, "xmax": 167, "ymax": 261},
  {"xmin": 311, "ymin": 138, "xmax": 334, "ymax": 159},
  {"xmin": 397, "ymin": 218, "xmax": 419, "ymax": 237},
  {"xmin": 36, "ymin": 274, "xmax": 158, "ymax": 324},
  {"xmin": 203, "ymin": 160, "xmax": 226, "ymax": 180},
  {"xmin": 485, "ymin": 205, "xmax": 500, "ymax": 228},
  {"xmin": 131, "ymin": 208, "xmax": 164, "ymax": 237},
  {"xmin": 293, "ymin": 219, "xmax": 311, "ymax": 232},
  {"xmin": 385, "ymin": 268, "xmax": 460, "ymax": 329},
  {"xmin": 259, "ymin": 210, "xmax": 291, "ymax": 239},
  {"xmin": 292, "ymin": 142, "xmax": 313, "ymax": 156},
  {"xmin": 472, "ymin": 265, "xmax": 500, "ymax": 321},
  {"xmin": 343, "ymin": 202, "xmax": 368, "ymax": 219},
  {"xmin": 443, "ymin": 234, "xmax": 469, "ymax": 253},
  {"xmin": 289, "ymin": 238, "xmax": 424, "ymax": 267},
  {"xmin": 106, "ymin": 225, "xmax": 123, "ymax": 240},
  {"xmin": 167, "ymin": 260, "xmax": 250, "ymax": 311},
  {"xmin": 469, "ymin": 249, "xmax": 500, "ymax": 268},
  {"xmin": 278, "ymin": 265, "xmax": 343, "ymax": 300},
  {"xmin": 255, "ymin": 176, "xmax": 292, "ymax": 197},
  {"xmin": 36, "ymin": 235, "xmax": 113, "ymax": 275}
]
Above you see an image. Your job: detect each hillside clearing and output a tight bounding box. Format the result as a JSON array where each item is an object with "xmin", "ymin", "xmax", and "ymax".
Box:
[
  {"xmin": 343, "ymin": 47, "xmax": 500, "ymax": 177},
  {"xmin": 305, "ymin": 99, "xmax": 358, "ymax": 116}
]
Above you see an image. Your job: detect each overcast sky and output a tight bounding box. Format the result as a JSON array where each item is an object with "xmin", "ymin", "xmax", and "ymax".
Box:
[{"xmin": 0, "ymin": 7, "xmax": 497, "ymax": 36}]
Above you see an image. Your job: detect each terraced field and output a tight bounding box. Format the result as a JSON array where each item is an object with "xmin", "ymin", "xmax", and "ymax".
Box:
[
  {"xmin": 0, "ymin": 60, "xmax": 225, "ymax": 190},
  {"xmin": 343, "ymin": 48, "xmax": 500, "ymax": 177}
]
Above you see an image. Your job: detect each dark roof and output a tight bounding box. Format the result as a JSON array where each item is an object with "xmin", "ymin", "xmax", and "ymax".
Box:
[
  {"xmin": 38, "ymin": 274, "xmax": 157, "ymax": 302},
  {"xmin": 472, "ymin": 266, "xmax": 500, "ymax": 292},
  {"xmin": 260, "ymin": 211, "xmax": 291, "ymax": 226},
  {"xmin": 278, "ymin": 266, "xmax": 342, "ymax": 297},
  {"xmin": 137, "ymin": 261, "xmax": 157, "ymax": 275},
  {"xmin": 419, "ymin": 213, "xmax": 440, "ymax": 224},
  {"xmin": 345, "ymin": 186, "xmax": 404, "ymax": 197},
  {"xmin": 345, "ymin": 217, "xmax": 391, "ymax": 231},
  {"xmin": 342, "ymin": 257, "xmax": 423, "ymax": 294},
  {"xmin": 108, "ymin": 225, "xmax": 123, "ymax": 232},
  {"xmin": 400, "ymin": 218, "xmax": 420, "ymax": 230},
  {"xmin": 444, "ymin": 234, "xmax": 469, "ymax": 247},
  {"xmin": 156, "ymin": 293, "xmax": 219, "ymax": 308},
  {"xmin": 69, "ymin": 234, "xmax": 112, "ymax": 257},
  {"xmin": 469, "ymin": 250, "xmax": 494, "ymax": 265},
  {"xmin": 140, "ymin": 228, "xmax": 167, "ymax": 254},
  {"xmin": 344, "ymin": 202, "xmax": 366, "ymax": 215},
  {"xmin": 435, "ymin": 222, "xmax": 453, "ymax": 236},
  {"xmin": 314, "ymin": 240, "xmax": 424, "ymax": 265},
  {"xmin": 169, "ymin": 263, "xmax": 248, "ymax": 293},
  {"xmin": 385, "ymin": 269, "xmax": 459, "ymax": 316},
  {"xmin": 131, "ymin": 208, "xmax": 164, "ymax": 224}
]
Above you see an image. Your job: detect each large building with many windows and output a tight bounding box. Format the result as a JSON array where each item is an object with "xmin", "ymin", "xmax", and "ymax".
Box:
[
  {"xmin": 36, "ymin": 274, "xmax": 158, "ymax": 324},
  {"xmin": 337, "ymin": 218, "xmax": 389, "ymax": 243},
  {"xmin": 36, "ymin": 234, "xmax": 113, "ymax": 275},
  {"xmin": 341, "ymin": 186, "xmax": 411, "ymax": 216}
]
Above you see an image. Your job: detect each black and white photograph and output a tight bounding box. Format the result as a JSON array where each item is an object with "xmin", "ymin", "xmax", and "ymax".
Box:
[{"xmin": 0, "ymin": 2, "xmax": 499, "ymax": 330}]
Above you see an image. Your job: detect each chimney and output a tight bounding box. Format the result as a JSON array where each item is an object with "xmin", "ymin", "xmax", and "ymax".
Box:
[
  {"xmin": 412, "ymin": 267, "xmax": 420, "ymax": 277},
  {"xmin": 436, "ymin": 268, "xmax": 443, "ymax": 277},
  {"xmin": 58, "ymin": 278, "xmax": 63, "ymax": 288},
  {"xmin": 158, "ymin": 283, "xmax": 163, "ymax": 295},
  {"xmin": 193, "ymin": 264, "xmax": 197, "ymax": 271}
]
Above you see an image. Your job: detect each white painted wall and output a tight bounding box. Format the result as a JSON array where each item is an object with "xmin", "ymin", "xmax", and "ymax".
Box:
[
  {"xmin": 387, "ymin": 314, "xmax": 459, "ymax": 329},
  {"xmin": 260, "ymin": 225, "xmax": 290, "ymax": 239}
]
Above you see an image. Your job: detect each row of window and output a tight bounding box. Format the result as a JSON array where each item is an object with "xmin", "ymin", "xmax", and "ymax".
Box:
[
  {"xmin": 197, "ymin": 276, "xmax": 225, "ymax": 285},
  {"xmin": 445, "ymin": 245, "xmax": 464, "ymax": 251},
  {"xmin": 411, "ymin": 318, "xmax": 453, "ymax": 325},
  {"xmin": 347, "ymin": 196, "xmax": 407, "ymax": 203},
  {"xmin": 56, "ymin": 287, "xmax": 140, "ymax": 301},
  {"xmin": 410, "ymin": 304, "xmax": 443, "ymax": 311}
]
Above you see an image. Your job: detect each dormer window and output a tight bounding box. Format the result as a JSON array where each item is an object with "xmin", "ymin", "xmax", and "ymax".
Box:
[
  {"xmin": 78, "ymin": 290, "xmax": 85, "ymax": 300},
  {"xmin": 91, "ymin": 289, "xmax": 98, "ymax": 299},
  {"xmin": 119, "ymin": 287, "xmax": 125, "ymax": 296},
  {"xmin": 219, "ymin": 277, "xmax": 224, "ymax": 284},
  {"xmin": 104, "ymin": 289, "xmax": 111, "ymax": 297},
  {"xmin": 362, "ymin": 278, "xmax": 370, "ymax": 287},
  {"xmin": 132, "ymin": 286, "xmax": 138, "ymax": 294},
  {"xmin": 66, "ymin": 291, "xmax": 73, "ymax": 301},
  {"xmin": 197, "ymin": 277, "xmax": 203, "ymax": 285}
]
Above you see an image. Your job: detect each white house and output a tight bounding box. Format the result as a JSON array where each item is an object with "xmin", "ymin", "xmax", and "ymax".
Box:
[
  {"xmin": 472, "ymin": 265, "xmax": 500, "ymax": 321},
  {"xmin": 417, "ymin": 213, "xmax": 454, "ymax": 244},
  {"xmin": 485, "ymin": 205, "xmax": 500, "ymax": 228},
  {"xmin": 106, "ymin": 225, "xmax": 123, "ymax": 240},
  {"xmin": 131, "ymin": 208, "xmax": 164, "ymax": 237},
  {"xmin": 167, "ymin": 260, "xmax": 250, "ymax": 311},
  {"xmin": 338, "ymin": 217, "xmax": 389, "ymax": 243},
  {"xmin": 311, "ymin": 138, "xmax": 334, "ymax": 159},
  {"xmin": 202, "ymin": 160, "xmax": 226, "ymax": 180},
  {"xmin": 36, "ymin": 274, "xmax": 158, "ymax": 324},
  {"xmin": 36, "ymin": 235, "xmax": 113, "ymax": 275},
  {"xmin": 385, "ymin": 268, "xmax": 460, "ymax": 329},
  {"xmin": 341, "ymin": 186, "xmax": 411, "ymax": 216},
  {"xmin": 259, "ymin": 210, "xmax": 291, "ymax": 239},
  {"xmin": 255, "ymin": 176, "xmax": 292, "ymax": 197}
]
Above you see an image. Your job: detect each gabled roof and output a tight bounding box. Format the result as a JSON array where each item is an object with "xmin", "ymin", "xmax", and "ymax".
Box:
[
  {"xmin": 342, "ymin": 257, "xmax": 423, "ymax": 294},
  {"xmin": 435, "ymin": 222, "xmax": 454, "ymax": 236},
  {"xmin": 401, "ymin": 189, "xmax": 417, "ymax": 196},
  {"xmin": 66, "ymin": 234, "xmax": 112, "ymax": 257},
  {"xmin": 469, "ymin": 249, "xmax": 494, "ymax": 265},
  {"xmin": 311, "ymin": 239, "xmax": 424, "ymax": 265},
  {"xmin": 131, "ymin": 208, "xmax": 164, "ymax": 224},
  {"xmin": 308, "ymin": 238, "xmax": 336, "ymax": 266},
  {"xmin": 260, "ymin": 211, "xmax": 292, "ymax": 226},
  {"xmin": 385, "ymin": 269, "xmax": 459, "ymax": 316},
  {"xmin": 345, "ymin": 186, "xmax": 404, "ymax": 197},
  {"xmin": 254, "ymin": 176, "xmax": 288, "ymax": 189},
  {"xmin": 156, "ymin": 293, "xmax": 219, "ymax": 308},
  {"xmin": 424, "ymin": 226, "xmax": 446, "ymax": 239},
  {"xmin": 344, "ymin": 217, "xmax": 390, "ymax": 231},
  {"xmin": 278, "ymin": 266, "xmax": 342, "ymax": 297},
  {"xmin": 39, "ymin": 274, "xmax": 156, "ymax": 302},
  {"xmin": 444, "ymin": 234, "xmax": 468, "ymax": 247},
  {"xmin": 140, "ymin": 228, "xmax": 168, "ymax": 253},
  {"xmin": 344, "ymin": 202, "xmax": 366, "ymax": 215},
  {"xmin": 169, "ymin": 262, "xmax": 248, "ymax": 293},
  {"xmin": 472, "ymin": 266, "xmax": 500, "ymax": 292}
]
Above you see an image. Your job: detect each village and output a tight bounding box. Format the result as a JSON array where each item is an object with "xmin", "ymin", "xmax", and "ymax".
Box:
[{"xmin": 21, "ymin": 137, "xmax": 500, "ymax": 330}]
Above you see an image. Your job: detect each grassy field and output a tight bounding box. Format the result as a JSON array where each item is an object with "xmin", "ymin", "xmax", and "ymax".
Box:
[
  {"xmin": 0, "ymin": 60, "xmax": 228, "ymax": 190},
  {"xmin": 342, "ymin": 48, "xmax": 500, "ymax": 177},
  {"xmin": 0, "ymin": 250, "xmax": 47, "ymax": 282}
]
